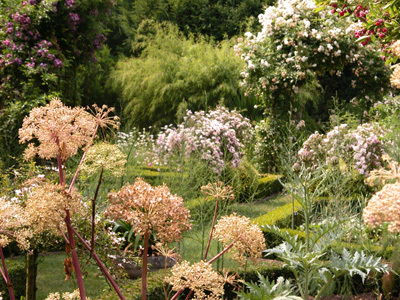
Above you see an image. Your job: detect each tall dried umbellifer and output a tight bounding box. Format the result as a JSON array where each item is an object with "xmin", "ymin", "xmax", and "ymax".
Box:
[
  {"xmin": 105, "ymin": 178, "xmax": 192, "ymax": 300},
  {"xmin": 19, "ymin": 98, "xmax": 123, "ymax": 300},
  {"xmin": 0, "ymin": 197, "xmax": 31, "ymax": 300}
]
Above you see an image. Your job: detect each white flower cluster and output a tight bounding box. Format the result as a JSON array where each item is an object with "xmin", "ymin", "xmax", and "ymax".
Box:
[{"xmin": 234, "ymin": 0, "xmax": 388, "ymax": 106}]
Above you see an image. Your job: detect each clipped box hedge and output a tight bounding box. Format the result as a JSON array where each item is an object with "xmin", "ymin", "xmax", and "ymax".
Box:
[
  {"xmin": 253, "ymin": 200, "xmax": 303, "ymax": 228},
  {"xmin": 125, "ymin": 166, "xmax": 188, "ymax": 185},
  {"xmin": 0, "ymin": 259, "xmax": 26, "ymax": 300},
  {"xmin": 255, "ymin": 174, "xmax": 283, "ymax": 199}
]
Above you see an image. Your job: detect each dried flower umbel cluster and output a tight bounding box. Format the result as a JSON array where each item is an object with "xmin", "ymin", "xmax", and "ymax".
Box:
[
  {"xmin": 80, "ymin": 143, "xmax": 127, "ymax": 177},
  {"xmin": 0, "ymin": 197, "xmax": 31, "ymax": 250},
  {"xmin": 213, "ymin": 213, "xmax": 266, "ymax": 264},
  {"xmin": 19, "ymin": 98, "xmax": 97, "ymax": 161},
  {"xmin": 201, "ymin": 181, "xmax": 235, "ymax": 201},
  {"xmin": 166, "ymin": 260, "xmax": 225, "ymax": 300},
  {"xmin": 106, "ymin": 178, "xmax": 191, "ymax": 243},
  {"xmin": 363, "ymin": 182, "xmax": 400, "ymax": 233},
  {"xmin": 44, "ymin": 290, "xmax": 92, "ymax": 300},
  {"xmin": 365, "ymin": 159, "xmax": 400, "ymax": 187},
  {"xmin": 25, "ymin": 183, "xmax": 84, "ymax": 235}
]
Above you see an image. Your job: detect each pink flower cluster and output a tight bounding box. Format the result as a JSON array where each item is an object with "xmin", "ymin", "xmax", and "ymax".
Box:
[
  {"xmin": 155, "ymin": 107, "xmax": 254, "ymax": 174},
  {"xmin": 298, "ymin": 123, "xmax": 386, "ymax": 176}
]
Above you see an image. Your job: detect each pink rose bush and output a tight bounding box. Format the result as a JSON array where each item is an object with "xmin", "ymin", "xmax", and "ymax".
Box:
[
  {"xmin": 298, "ymin": 123, "xmax": 386, "ymax": 176},
  {"xmin": 154, "ymin": 107, "xmax": 254, "ymax": 174}
]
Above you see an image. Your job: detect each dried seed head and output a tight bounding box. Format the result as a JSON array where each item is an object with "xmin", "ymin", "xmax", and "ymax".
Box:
[
  {"xmin": 166, "ymin": 260, "xmax": 225, "ymax": 300},
  {"xmin": 19, "ymin": 98, "xmax": 97, "ymax": 161},
  {"xmin": 25, "ymin": 183, "xmax": 84, "ymax": 235},
  {"xmin": 213, "ymin": 213, "xmax": 266, "ymax": 264},
  {"xmin": 105, "ymin": 178, "xmax": 191, "ymax": 243},
  {"xmin": 201, "ymin": 181, "xmax": 234, "ymax": 202}
]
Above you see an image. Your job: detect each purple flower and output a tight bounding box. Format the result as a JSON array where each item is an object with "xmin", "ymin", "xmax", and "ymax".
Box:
[
  {"xmin": 64, "ymin": 0, "xmax": 74, "ymax": 8},
  {"xmin": 28, "ymin": 0, "xmax": 36, "ymax": 4},
  {"xmin": 39, "ymin": 63, "xmax": 47, "ymax": 68},
  {"xmin": 47, "ymin": 54, "xmax": 55, "ymax": 61},
  {"xmin": 53, "ymin": 59, "xmax": 63, "ymax": 68},
  {"xmin": 26, "ymin": 62, "xmax": 35, "ymax": 68},
  {"xmin": 2, "ymin": 40, "xmax": 11, "ymax": 47},
  {"xmin": 69, "ymin": 12, "xmax": 80, "ymax": 22}
]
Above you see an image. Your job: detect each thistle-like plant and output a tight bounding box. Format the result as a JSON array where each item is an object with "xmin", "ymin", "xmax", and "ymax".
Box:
[
  {"xmin": 263, "ymin": 164, "xmax": 389, "ymax": 300},
  {"xmin": 236, "ymin": 273, "xmax": 302, "ymax": 300}
]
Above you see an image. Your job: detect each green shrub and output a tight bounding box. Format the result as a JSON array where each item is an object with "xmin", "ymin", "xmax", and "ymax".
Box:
[{"xmin": 0, "ymin": 259, "xmax": 26, "ymax": 300}]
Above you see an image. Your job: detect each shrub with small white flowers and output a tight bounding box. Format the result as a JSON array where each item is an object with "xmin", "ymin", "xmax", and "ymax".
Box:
[{"xmin": 235, "ymin": 0, "xmax": 390, "ymax": 120}]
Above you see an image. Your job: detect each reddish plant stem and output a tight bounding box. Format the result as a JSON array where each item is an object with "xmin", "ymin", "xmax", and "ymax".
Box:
[
  {"xmin": 89, "ymin": 167, "xmax": 103, "ymax": 260},
  {"xmin": 170, "ymin": 241, "xmax": 235, "ymax": 300},
  {"xmin": 203, "ymin": 196, "xmax": 220, "ymax": 261},
  {"xmin": 0, "ymin": 246, "xmax": 15, "ymax": 300},
  {"xmin": 65, "ymin": 210, "xmax": 87, "ymax": 300},
  {"xmin": 142, "ymin": 230, "xmax": 150, "ymax": 300},
  {"xmin": 57, "ymin": 151, "xmax": 86, "ymax": 299},
  {"xmin": 57, "ymin": 153, "xmax": 65, "ymax": 186},
  {"xmin": 207, "ymin": 241, "xmax": 235, "ymax": 264},
  {"xmin": 70, "ymin": 226, "xmax": 126, "ymax": 300},
  {"xmin": 58, "ymin": 226, "xmax": 70, "ymax": 245}
]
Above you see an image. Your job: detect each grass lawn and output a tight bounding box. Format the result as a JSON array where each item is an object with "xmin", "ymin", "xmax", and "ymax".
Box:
[{"xmin": 177, "ymin": 193, "xmax": 291, "ymax": 268}]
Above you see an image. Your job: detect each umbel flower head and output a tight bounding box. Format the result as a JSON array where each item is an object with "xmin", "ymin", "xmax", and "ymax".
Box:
[
  {"xmin": 213, "ymin": 213, "xmax": 265, "ymax": 264},
  {"xmin": 45, "ymin": 289, "xmax": 92, "ymax": 300},
  {"xmin": 105, "ymin": 178, "xmax": 191, "ymax": 243},
  {"xmin": 365, "ymin": 158, "xmax": 400, "ymax": 187},
  {"xmin": 19, "ymin": 98, "xmax": 97, "ymax": 161},
  {"xmin": 0, "ymin": 197, "xmax": 31, "ymax": 250},
  {"xmin": 80, "ymin": 143, "xmax": 127, "ymax": 177},
  {"xmin": 363, "ymin": 182, "xmax": 400, "ymax": 233},
  {"xmin": 201, "ymin": 181, "xmax": 234, "ymax": 201},
  {"xmin": 25, "ymin": 183, "xmax": 84, "ymax": 235},
  {"xmin": 166, "ymin": 260, "xmax": 225, "ymax": 300}
]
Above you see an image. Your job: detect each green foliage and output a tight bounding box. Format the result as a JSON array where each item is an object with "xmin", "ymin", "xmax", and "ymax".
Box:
[
  {"xmin": 110, "ymin": 22, "xmax": 244, "ymax": 128},
  {"xmin": 108, "ymin": 0, "xmax": 267, "ymax": 55},
  {"xmin": 236, "ymin": 273, "xmax": 302, "ymax": 300},
  {"xmin": 0, "ymin": 259, "xmax": 26, "ymax": 300}
]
